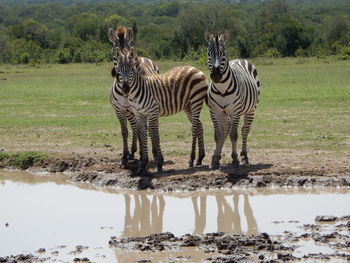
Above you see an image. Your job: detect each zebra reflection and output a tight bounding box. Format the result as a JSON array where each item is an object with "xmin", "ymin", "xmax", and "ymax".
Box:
[
  {"xmin": 122, "ymin": 194, "xmax": 165, "ymax": 238},
  {"xmin": 191, "ymin": 193, "xmax": 258, "ymax": 235}
]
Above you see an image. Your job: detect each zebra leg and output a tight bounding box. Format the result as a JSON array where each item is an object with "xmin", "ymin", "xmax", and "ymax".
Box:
[
  {"xmin": 148, "ymin": 113, "xmax": 164, "ymax": 172},
  {"xmin": 148, "ymin": 124, "xmax": 158, "ymax": 161},
  {"xmin": 188, "ymin": 101, "xmax": 205, "ymax": 167},
  {"xmin": 136, "ymin": 115, "xmax": 149, "ymax": 176},
  {"xmin": 241, "ymin": 112, "xmax": 255, "ymax": 165},
  {"xmin": 126, "ymin": 112, "xmax": 138, "ymax": 160},
  {"xmin": 115, "ymin": 110, "xmax": 129, "ymax": 167},
  {"xmin": 196, "ymin": 121, "xmax": 205, "ymax": 166},
  {"xmin": 211, "ymin": 112, "xmax": 229, "ymax": 169},
  {"xmin": 185, "ymin": 109, "xmax": 196, "ymax": 168},
  {"xmin": 229, "ymin": 115, "xmax": 240, "ymax": 169}
]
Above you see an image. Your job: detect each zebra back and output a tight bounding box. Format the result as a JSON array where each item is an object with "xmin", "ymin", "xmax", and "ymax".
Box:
[
  {"xmin": 135, "ymin": 65, "xmax": 208, "ymax": 116},
  {"xmin": 231, "ymin": 59, "xmax": 260, "ymax": 89}
]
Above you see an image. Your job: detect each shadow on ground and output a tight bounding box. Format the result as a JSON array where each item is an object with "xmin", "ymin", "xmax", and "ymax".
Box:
[{"xmin": 136, "ymin": 161, "xmax": 273, "ymax": 190}]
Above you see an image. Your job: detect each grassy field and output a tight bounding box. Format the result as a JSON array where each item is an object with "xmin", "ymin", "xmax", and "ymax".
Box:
[{"xmin": 0, "ymin": 58, "xmax": 349, "ymax": 161}]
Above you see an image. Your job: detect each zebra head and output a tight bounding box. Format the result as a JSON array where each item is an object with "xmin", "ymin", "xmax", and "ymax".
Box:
[
  {"xmin": 108, "ymin": 26, "xmax": 134, "ymax": 74},
  {"xmin": 114, "ymin": 47, "xmax": 137, "ymax": 97},
  {"xmin": 205, "ymin": 31, "xmax": 229, "ymax": 83}
]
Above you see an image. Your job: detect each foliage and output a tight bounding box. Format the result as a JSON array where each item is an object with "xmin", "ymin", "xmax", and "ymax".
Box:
[{"xmin": 0, "ymin": 0, "xmax": 350, "ymax": 64}]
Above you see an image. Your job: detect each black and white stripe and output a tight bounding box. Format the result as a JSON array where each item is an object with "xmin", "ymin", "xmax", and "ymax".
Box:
[
  {"xmin": 205, "ymin": 31, "xmax": 260, "ymax": 169},
  {"xmin": 114, "ymin": 47, "xmax": 208, "ymax": 176},
  {"xmin": 108, "ymin": 27, "xmax": 159, "ymax": 166}
]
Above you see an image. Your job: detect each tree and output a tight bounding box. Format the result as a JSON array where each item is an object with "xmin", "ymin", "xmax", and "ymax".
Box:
[
  {"xmin": 65, "ymin": 13, "xmax": 102, "ymax": 41},
  {"xmin": 323, "ymin": 16, "xmax": 349, "ymax": 45},
  {"xmin": 7, "ymin": 19, "xmax": 49, "ymax": 48}
]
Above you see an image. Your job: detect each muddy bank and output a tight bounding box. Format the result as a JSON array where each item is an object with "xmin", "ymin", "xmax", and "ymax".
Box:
[
  {"xmin": 110, "ymin": 231, "xmax": 293, "ymax": 262},
  {"xmin": 109, "ymin": 215, "xmax": 350, "ymax": 262},
  {"xmin": 0, "ymin": 254, "xmax": 40, "ymax": 263},
  {"xmin": 1, "ymin": 215, "xmax": 349, "ymax": 262},
  {"xmin": 1, "ymin": 152, "xmax": 350, "ymax": 190}
]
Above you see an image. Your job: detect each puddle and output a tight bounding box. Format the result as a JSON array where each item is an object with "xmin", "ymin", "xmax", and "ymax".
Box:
[{"xmin": 0, "ymin": 170, "xmax": 350, "ymax": 262}]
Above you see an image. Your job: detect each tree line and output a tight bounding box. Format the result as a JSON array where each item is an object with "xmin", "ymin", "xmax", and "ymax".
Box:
[{"xmin": 0, "ymin": 0, "xmax": 349, "ymax": 64}]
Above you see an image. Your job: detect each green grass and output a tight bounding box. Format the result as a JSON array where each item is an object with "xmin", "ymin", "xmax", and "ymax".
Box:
[
  {"xmin": 0, "ymin": 151, "xmax": 47, "ymax": 169},
  {"xmin": 0, "ymin": 58, "xmax": 349, "ymax": 160}
]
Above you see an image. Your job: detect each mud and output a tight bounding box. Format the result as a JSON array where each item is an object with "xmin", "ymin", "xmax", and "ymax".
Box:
[
  {"xmin": 1, "ymin": 152, "xmax": 342, "ymax": 190},
  {"xmin": 0, "ymin": 254, "xmax": 40, "ymax": 263},
  {"xmin": 109, "ymin": 214, "xmax": 350, "ymax": 262}
]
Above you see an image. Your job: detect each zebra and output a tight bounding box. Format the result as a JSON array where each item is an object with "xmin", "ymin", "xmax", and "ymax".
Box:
[
  {"xmin": 205, "ymin": 31, "xmax": 261, "ymax": 169},
  {"xmin": 108, "ymin": 26, "xmax": 159, "ymax": 166},
  {"xmin": 113, "ymin": 47, "xmax": 208, "ymax": 176}
]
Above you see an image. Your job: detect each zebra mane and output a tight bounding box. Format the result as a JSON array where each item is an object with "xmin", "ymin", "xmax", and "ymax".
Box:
[
  {"xmin": 215, "ymin": 33, "xmax": 219, "ymax": 42},
  {"xmin": 116, "ymin": 26, "xmax": 126, "ymax": 39},
  {"xmin": 115, "ymin": 26, "xmax": 128, "ymax": 49}
]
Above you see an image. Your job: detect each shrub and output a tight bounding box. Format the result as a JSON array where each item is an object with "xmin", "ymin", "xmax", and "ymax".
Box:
[{"xmin": 262, "ymin": 48, "xmax": 282, "ymax": 58}]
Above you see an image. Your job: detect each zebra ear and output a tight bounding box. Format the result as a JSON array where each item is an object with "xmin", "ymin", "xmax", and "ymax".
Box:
[
  {"xmin": 108, "ymin": 28, "xmax": 118, "ymax": 45},
  {"xmin": 126, "ymin": 27, "xmax": 134, "ymax": 44},
  {"xmin": 219, "ymin": 31, "xmax": 229, "ymax": 43},
  {"xmin": 129, "ymin": 47, "xmax": 138, "ymax": 61},
  {"xmin": 205, "ymin": 31, "xmax": 215, "ymax": 44}
]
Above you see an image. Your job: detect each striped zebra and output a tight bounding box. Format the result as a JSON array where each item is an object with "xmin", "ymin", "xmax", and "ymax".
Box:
[
  {"xmin": 205, "ymin": 31, "xmax": 261, "ymax": 169},
  {"xmin": 108, "ymin": 26, "xmax": 159, "ymax": 166},
  {"xmin": 113, "ymin": 47, "xmax": 208, "ymax": 176}
]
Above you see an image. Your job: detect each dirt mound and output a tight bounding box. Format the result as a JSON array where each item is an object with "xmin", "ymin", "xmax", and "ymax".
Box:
[
  {"xmin": 109, "ymin": 232, "xmax": 293, "ymax": 263},
  {"xmin": 109, "ymin": 215, "xmax": 350, "ymax": 262},
  {"xmin": 1, "ymin": 150, "xmax": 349, "ymax": 191}
]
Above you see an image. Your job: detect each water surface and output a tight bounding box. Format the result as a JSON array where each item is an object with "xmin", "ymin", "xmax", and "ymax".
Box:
[{"xmin": 0, "ymin": 170, "xmax": 349, "ymax": 262}]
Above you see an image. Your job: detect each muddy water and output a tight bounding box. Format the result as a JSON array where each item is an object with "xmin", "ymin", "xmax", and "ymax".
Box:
[{"xmin": 0, "ymin": 170, "xmax": 350, "ymax": 262}]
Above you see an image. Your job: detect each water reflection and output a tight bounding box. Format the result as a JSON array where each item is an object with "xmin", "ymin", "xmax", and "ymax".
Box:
[
  {"xmin": 120, "ymin": 192, "xmax": 259, "ymax": 237},
  {"xmin": 123, "ymin": 194, "xmax": 165, "ymax": 238},
  {"xmin": 192, "ymin": 195, "xmax": 206, "ymax": 235}
]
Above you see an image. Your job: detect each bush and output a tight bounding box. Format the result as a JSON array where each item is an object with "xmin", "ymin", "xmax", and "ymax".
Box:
[
  {"xmin": 40, "ymin": 49, "xmax": 59, "ymax": 63},
  {"xmin": 2, "ymin": 39, "xmax": 42, "ymax": 64},
  {"xmin": 183, "ymin": 47, "xmax": 207, "ymax": 64},
  {"xmin": 262, "ymin": 48, "xmax": 282, "ymax": 58},
  {"xmin": 295, "ymin": 48, "xmax": 308, "ymax": 57},
  {"xmin": 19, "ymin": 52, "xmax": 30, "ymax": 64},
  {"xmin": 56, "ymin": 48, "xmax": 72, "ymax": 63},
  {"xmin": 336, "ymin": 45, "xmax": 350, "ymax": 60},
  {"xmin": 79, "ymin": 40, "xmax": 109, "ymax": 63}
]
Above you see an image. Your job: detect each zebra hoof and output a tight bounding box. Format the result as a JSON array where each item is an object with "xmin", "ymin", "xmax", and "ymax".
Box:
[
  {"xmin": 211, "ymin": 164, "xmax": 220, "ymax": 170},
  {"xmin": 211, "ymin": 156, "xmax": 220, "ymax": 170},
  {"xmin": 188, "ymin": 160, "xmax": 194, "ymax": 168},
  {"xmin": 196, "ymin": 155, "xmax": 205, "ymax": 166},
  {"xmin": 157, "ymin": 166, "xmax": 163, "ymax": 173},
  {"xmin": 241, "ymin": 156, "xmax": 249, "ymax": 165},
  {"xmin": 240, "ymin": 152, "xmax": 249, "ymax": 165},
  {"xmin": 195, "ymin": 160, "xmax": 202, "ymax": 166},
  {"xmin": 121, "ymin": 157, "xmax": 128, "ymax": 167},
  {"xmin": 136, "ymin": 168, "xmax": 145, "ymax": 177},
  {"xmin": 232, "ymin": 160, "xmax": 240, "ymax": 169},
  {"xmin": 211, "ymin": 161, "xmax": 220, "ymax": 170},
  {"xmin": 138, "ymin": 176, "xmax": 152, "ymax": 190},
  {"xmin": 128, "ymin": 153, "xmax": 135, "ymax": 160}
]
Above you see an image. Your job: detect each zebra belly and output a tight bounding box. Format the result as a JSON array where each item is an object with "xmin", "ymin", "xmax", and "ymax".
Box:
[
  {"xmin": 208, "ymin": 93, "xmax": 255, "ymax": 117},
  {"xmin": 129, "ymin": 100, "xmax": 154, "ymax": 117}
]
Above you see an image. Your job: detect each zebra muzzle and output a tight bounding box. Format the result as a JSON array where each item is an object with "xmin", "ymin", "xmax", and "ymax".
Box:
[
  {"xmin": 210, "ymin": 67, "xmax": 222, "ymax": 83},
  {"xmin": 122, "ymin": 82, "xmax": 130, "ymax": 95}
]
